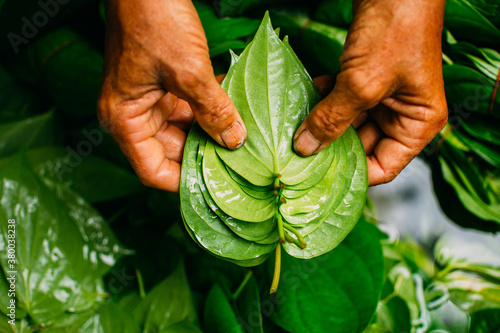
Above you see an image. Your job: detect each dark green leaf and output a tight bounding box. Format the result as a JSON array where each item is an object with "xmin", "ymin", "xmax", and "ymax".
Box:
[
  {"xmin": 42, "ymin": 301, "xmax": 141, "ymax": 333},
  {"xmin": 430, "ymin": 156, "xmax": 500, "ymax": 232},
  {"xmin": 203, "ymin": 284, "xmax": 244, "ymax": 333},
  {"xmin": 194, "ymin": 1, "xmax": 259, "ymax": 57},
  {"xmin": 0, "ymin": 111, "xmax": 56, "ymax": 158},
  {"xmin": 364, "ymin": 297, "xmax": 411, "ymax": 333},
  {"xmin": 444, "ymin": 0, "xmax": 500, "ymax": 44},
  {"xmin": 443, "ymin": 65, "xmax": 499, "ymax": 119},
  {"xmin": 314, "ymin": 0, "xmax": 353, "ymax": 27},
  {"xmin": 0, "ymin": 66, "xmax": 41, "ymax": 122},
  {"xmin": 0, "ymin": 153, "xmax": 125, "ymax": 325},
  {"xmin": 270, "ymin": 9, "xmax": 347, "ymax": 77},
  {"xmin": 234, "ymin": 275, "xmax": 264, "ymax": 333},
  {"xmin": 268, "ymin": 219, "xmax": 384, "ymax": 333},
  {"xmin": 0, "ymin": 146, "xmax": 143, "ymax": 203},
  {"xmin": 469, "ymin": 309, "xmax": 500, "ymax": 333},
  {"xmin": 132, "ymin": 263, "xmax": 198, "ymax": 332}
]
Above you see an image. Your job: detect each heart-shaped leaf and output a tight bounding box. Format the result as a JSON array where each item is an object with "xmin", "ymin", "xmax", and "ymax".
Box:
[{"xmin": 0, "ymin": 153, "xmax": 127, "ymax": 325}]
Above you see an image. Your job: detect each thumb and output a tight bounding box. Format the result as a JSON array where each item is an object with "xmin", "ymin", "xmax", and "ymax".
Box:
[
  {"xmin": 293, "ymin": 72, "xmax": 383, "ymax": 156},
  {"xmin": 185, "ymin": 76, "xmax": 246, "ymax": 150}
]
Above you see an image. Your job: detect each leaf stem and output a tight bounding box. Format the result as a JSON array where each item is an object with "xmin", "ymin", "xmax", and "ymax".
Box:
[
  {"xmin": 277, "ymin": 214, "xmax": 286, "ymax": 243},
  {"xmin": 270, "ymin": 244, "xmax": 281, "ymax": 294},
  {"xmin": 232, "ymin": 270, "xmax": 253, "ymax": 300},
  {"xmin": 284, "ymin": 231, "xmax": 302, "ymax": 248},
  {"xmin": 135, "ymin": 268, "xmax": 146, "ymax": 299},
  {"xmin": 283, "ymin": 223, "xmax": 306, "ymax": 249}
]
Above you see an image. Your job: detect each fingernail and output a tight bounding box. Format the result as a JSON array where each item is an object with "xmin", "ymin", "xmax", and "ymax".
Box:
[
  {"xmin": 294, "ymin": 128, "xmax": 321, "ymax": 156},
  {"xmin": 221, "ymin": 121, "xmax": 246, "ymax": 149}
]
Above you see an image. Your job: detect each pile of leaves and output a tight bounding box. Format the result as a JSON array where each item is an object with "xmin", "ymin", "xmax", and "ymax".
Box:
[
  {"xmin": 0, "ymin": 0, "xmax": 498, "ymax": 332},
  {"xmin": 180, "ymin": 14, "xmax": 368, "ymax": 293}
]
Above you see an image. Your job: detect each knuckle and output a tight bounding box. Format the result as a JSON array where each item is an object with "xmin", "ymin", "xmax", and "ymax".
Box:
[
  {"xmin": 341, "ymin": 70, "xmax": 381, "ymax": 107},
  {"xmin": 311, "ymin": 107, "xmax": 342, "ymax": 138},
  {"xmin": 434, "ymin": 105, "xmax": 449, "ymax": 131},
  {"xmin": 176, "ymin": 60, "xmax": 209, "ymax": 90},
  {"xmin": 137, "ymin": 172, "xmax": 156, "ymax": 188},
  {"xmin": 97, "ymin": 93, "xmax": 115, "ymax": 133},
  {"xmin": 380, "ymin": 168, "xmax": 400, "ymax": 184},
  {"xmin": 201, "ymin": 98, "xmax": 234, "ymax": 126}
]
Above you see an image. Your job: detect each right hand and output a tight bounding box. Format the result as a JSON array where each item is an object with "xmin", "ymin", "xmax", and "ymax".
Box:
[{"xmin": 98, "ymin": 0, "xmax": 246, "ymax": 193}]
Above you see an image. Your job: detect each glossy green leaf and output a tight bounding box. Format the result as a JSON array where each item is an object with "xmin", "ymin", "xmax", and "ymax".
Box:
[
  {"xmin": 0, "ymin": 111, "xmax": 56, "ymax": 158},
  {"xmin": 43, "ymin": 302, "xmax": 141, "ymax": 333},
  {"xmin": 446, "ymin": 126, "xmax": 500, "ymax": 167},
  {"xmin": 0, "ymin": 146, "xmax": 142, "ymax": 203},
  {"xmin": 443, "ymin": 65, "xmax": 500, "ymax": 119},
  {"xmin": 203, "ymin": 284, "xmax": 244, "ymax": 333},
  {"xmin": 234, "ymin": 275, "xmax": 264, "ymax": 333},
  {"xmin": 180, "ymin": 128, "xmax": 276, "ymax": 266},
  {"xmin": 430, "ymin": 157, "xmax": 500, "ymax": 232},
  {"xmin": 132, "ymin": 263, "xmax": 199, "ymax": 332},
  {"xmin": 0, "ymin": 153, "xmax": 125, "ymax": 325},
  {"xmin": 447, "ymin": 41, "xmax": 500, "ymax": 81},
  {"xmin": 444, "ymin": 0, "xmax": 500, "ymax": 44},
  {"xmin": 364, "ymin": 297, "xmax": 411, "ymax": 333},
  {"xmin": 459, "ymin": 114, "xmax": 500, "ymax": 144},
  {"xmin": 436, "ymin": 141, "xmax": 500, "ymax": 224},
  {"xmin": 268, "ymin": 219, "xmax": 384, "ymax": 333}
]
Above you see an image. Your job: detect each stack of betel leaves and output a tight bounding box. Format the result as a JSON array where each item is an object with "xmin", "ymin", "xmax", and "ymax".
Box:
[{"xmin": 180, "ymin": 13, "xmax": 368, "ymax": 292}]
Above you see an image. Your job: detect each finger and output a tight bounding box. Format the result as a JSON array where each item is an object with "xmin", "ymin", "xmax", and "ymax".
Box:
[
  {"xmin": 167, "ymin": 97, "xmax": 194, "ymax": 130},
  {"xmin": 370, "ymin": 103, "xmax": 434, "ymax": 152},
  {"xmin": 215, "ymin": 74, "xmax": 226, "ymax": 84},
  {"xmin": 366, "ymin": 137, "xmax": 416, "ymax": 186},
  {"xmin": 352, "ymin": 111, "xmax": 369, "ymax": 128},
  {"xmin": 293, "ymin": 71, "xmax": 385, "ymax": 157},
  {"xmin": 312, "ymin": 75, "xmax": 335, "ymax": 97},
  {"xmin": 121, "ymin": 136, "xmax": 181, "ymax": 193},
  {"xmin": 187, "ymin": 78, "xmax": 247, "ymax": 150},
  {"xmin": 153, "ymin": 122, "xmax": 187, "ymax": 163},
  {"xmin": 357, "ymin": 121, "xmax": 384, "ymax": 155}
]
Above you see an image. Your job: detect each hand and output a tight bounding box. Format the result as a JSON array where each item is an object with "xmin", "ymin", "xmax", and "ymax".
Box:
[
  {"xmin": 98, "ymin": 0, "xmax": 246, "ymax": 193},
  {"xmin": 293, "ymin": 0, "xmax": 448, "ymax": 185}
]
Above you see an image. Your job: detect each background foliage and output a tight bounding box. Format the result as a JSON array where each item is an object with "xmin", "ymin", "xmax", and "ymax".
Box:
[{"xmin": 0, "ymin": 0, "xmax": 499, "ymax": 332}]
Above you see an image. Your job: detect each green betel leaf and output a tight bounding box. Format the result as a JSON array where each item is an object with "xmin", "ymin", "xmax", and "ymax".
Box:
[
  {"xmin": 132, "ymin": 263, "xmax": 199, "ymax": 332},
  {"xmin": 267, "ymin": 219, "xmax": 384, "ymax": 333},
  {"xmin": 0, "ymin": 153, "xmax": 127, "ymax": 326},
  {"xmin": 180, "ymin": 13, "xmax": 368, "ymax": 292}
]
